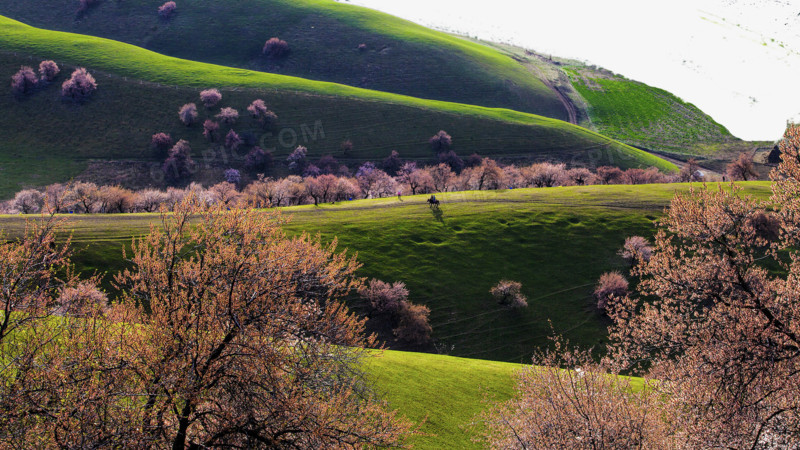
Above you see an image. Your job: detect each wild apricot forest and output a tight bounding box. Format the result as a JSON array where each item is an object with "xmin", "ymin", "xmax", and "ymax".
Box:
[{"xmin": 0, "ymin": 0, "xmax": 797, "ymax": 447}]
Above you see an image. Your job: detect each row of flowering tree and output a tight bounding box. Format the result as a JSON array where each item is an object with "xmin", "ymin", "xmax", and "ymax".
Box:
[{"xmin": 1, "ymin": 158, "xmax": 696, "ymax": 214}]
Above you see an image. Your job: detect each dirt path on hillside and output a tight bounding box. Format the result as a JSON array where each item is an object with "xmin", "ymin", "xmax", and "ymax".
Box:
[
  {"xmin": 542, "ymin": 78, "xmax": 578, "ymax": 124},
  {"xmin": 639, "ymin": 149, "xmax": 725, "ymax": 179},
  {"xmin": 511, "ymin": 55, "xmax": 579, "ymax": 125}
]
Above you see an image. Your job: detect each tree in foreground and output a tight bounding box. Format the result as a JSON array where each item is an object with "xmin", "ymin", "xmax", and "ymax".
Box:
[
  {"xmin": 0, "ymin": 199, "xmax": 412, "ymax": 447},
  {"xmin": 61, "ymin": 68, "xmax": 97, "ymax": 102},
  {"xmin": 115, "ymin": 200, "xmax": 410, "ymax": 447},
  {"xmin": 478, "ymin": 341, "xmax": 672, "ymax": 448},
  {"xmin": 10, "ymin": 66, "xmax": 38, "ymax": 97},
  {"xmin": 482, "ymin": 124, "xmax": 800, "ymax": 448},
  {"xmin": 607, "ymin": 124, "xmax": 800, "ymax": 446}
]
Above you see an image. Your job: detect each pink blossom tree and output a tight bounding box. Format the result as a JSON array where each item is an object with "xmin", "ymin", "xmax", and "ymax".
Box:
[
  {"xmin": 244, "ymin": 146, "xmax": 272, "ymax": 173},
  {"xmin": 263, "ymin": 38, "xmax": 290, "ymax": 59},
  {"xmin": 594, "ymin": 271, "xmax": 628, "ymax": 312},
  {"xmin": 619, "ymin": 236, "xmax": 653, "ymax": 266},
  {"xmin": 61, "ymin": 68, "xmax": 97, "ymax": 102},
  {"xmin": 429, "ymin": 130, "xmax": 452, "ymax": 153},
  {"xmin": 38, "ymin": 60, "xmax": 60, "ymax": 83},
  {"xmin": 202, "ymin": 120, "xmax": 219, "ymax": 142},
  {"xmin": 490, "ymin": 280, "xmax": 528, "ymax": 309},
  {"xmin": 199, "ymin": 88, "xmax": 222, "ymax": 108},
  {"xmin": 151, "ymin": 132, "xmax": 173, "ymax": 155},
  {"xmin": 12, "ymin": 189, "xmax": 44, "ymax": 214},
  {"xmin": 158, "ymin": 1, "xmax": 177, "ymax": 19},
  {"xmin": 224, "ymin": 129, "xmax": 241, "ymax": 151},
  {"xmin": 215, "ymin": 107, "xmax": 239, "ymax": 125},
  {"xmin": 247, "ymin": 99, "xmax": 278, "ymax": 128},
  {"xmin": 726, "ymin": 152, "xmax": 758, "ymax": 181},
  {"xmin": 287, "ymin": 146, "xmax": 309, "ymax": 174},
  {"xmin": 162, "ymin": 140, "xmax": 194, "ymax": 185},
  {"xmin": 178, "ymin": 103, "xmax": 198, "ymax": 126},
  {"xmin": 11, "ymin": 66, "xmax": 38, "ymax": 97},
  {"xmin": 394, "ymin": 302, "xmax": 432, "ymax": 345}
]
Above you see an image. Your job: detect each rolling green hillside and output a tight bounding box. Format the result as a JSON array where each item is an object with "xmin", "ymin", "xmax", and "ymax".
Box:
[
  {"xmin": 0, "ymin": 0, "xmax": 570, "ymax": 121},
  {"xmin": 365, "ymin": 350, "xmax": 522, "ymax": 449},
  {"xmin": 0, "ymin": 183, "xmax": 771, "ymax": 362},
  {"xmin": 0, "ymin": 16, "xmax": 674, "ymax": 197},
  {"xmin": 564, "ymin": 65, "xmax": 739, "ymax": 155}
]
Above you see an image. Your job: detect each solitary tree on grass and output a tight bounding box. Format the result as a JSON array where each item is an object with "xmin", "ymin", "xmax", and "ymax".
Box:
[
  {"xmin": 429, "ymin": 130, "xmax": 452, "ymax": 153},
  {"xmin": 490, "ymin": 280, "xmax": 528, "ymax": 309},
  {"xmin": 263, "ymin": 37, "xmax": 290, "ymax": 59},
  {"xmin": 158, "ymin": 1, "xmax": 177, "ymax": 19}
]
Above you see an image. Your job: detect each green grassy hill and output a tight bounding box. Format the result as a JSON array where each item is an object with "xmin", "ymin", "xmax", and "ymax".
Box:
[
  {"xmin": 564, "ymin": 65, "xmax": 739, "ymax": 155},
  {"xmin": 0, "ymin": 0, "xmax": 569, "ymax": 121},
  {"xmin": 0, "ymin": 183, "xmax": 771, "ymax": 362},
  {"xmin": 365, "ymin": 350, "xmax": 522, "ymax": 449},
  {"xmin": 436, "ymin": 41, "xmax": 741, "ymax": 157},
  {"xmin": 0, "ymin": 16, "xmax": 673, "ymax": 197}
]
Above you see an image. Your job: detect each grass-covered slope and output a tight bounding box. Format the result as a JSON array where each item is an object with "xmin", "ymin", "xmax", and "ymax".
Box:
[
  {"xmin": 0, "ymin": 17, "xmax": 674, "ymax": 197},
  {"xmin": 365, "ymin": 350, "xmax": 521, "ymax": 449},
  {"xmin": 0, "ymin": 183, "xmax": 771, "ymax": 362},
  {"xmin": 564, "ymin": 66, "xmax": 739, "ymax": 155},
  {"xmin": 0, "ymin": 0, "xmax": 570, "ymax": 121}
]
